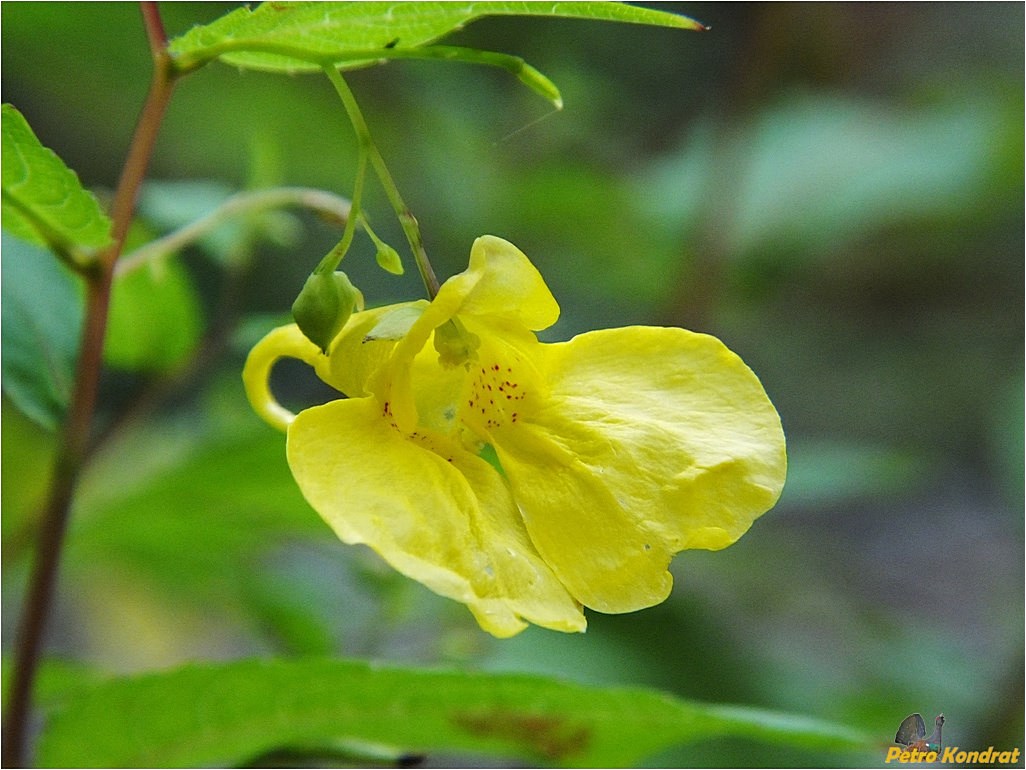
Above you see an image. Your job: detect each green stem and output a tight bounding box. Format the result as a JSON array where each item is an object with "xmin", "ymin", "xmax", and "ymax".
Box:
[
  {"xmin": 116, "ymin": 186, "xmax": 352, "ymax": 276},
  {"xmin": 175, "ymin": 42, "xmax": 562, "ymax": 108},
  {"xmin": 359, "ymin": 215, "xmax": 390, "ymax": 253},
  {"xmin": 316, "ymin": 146, "xmax": 366, "ymax": 274},
  {"xmin": 0, "ymin": 4, "xmax": 178, "ymax": 765},
  {"xmin": 321, "ymin": 65, "xmax": 440, "ymax": 298},
  {"xmin": 176, "ymin": 43, "xmax": 562, "ymax": 109}
]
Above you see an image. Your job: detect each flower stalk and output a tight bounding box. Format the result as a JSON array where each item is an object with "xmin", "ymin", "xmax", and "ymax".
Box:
[
  {"xmin": 117, "ymin": 186, "xmax": 352, "ymax": 276},
  {"xmin": 321, "ymin": 64, "xmax": 440, "ymax": 298}
]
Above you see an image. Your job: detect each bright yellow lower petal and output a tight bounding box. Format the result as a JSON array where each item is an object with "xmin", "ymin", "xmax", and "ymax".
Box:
[
  {"xmin": 492, "ymin": 326, "xmax": 786, "ymax": 613},
  {"xmin": 452, "ymin": 448, "xmax": 586, "ymax": 634},
  {"xmin": 494, "ymin": 423, "xmax": 677, "ymax": 613},
  {"xmin": 287, "ymin": 398, "xmax": 585, "ymax": 637}
]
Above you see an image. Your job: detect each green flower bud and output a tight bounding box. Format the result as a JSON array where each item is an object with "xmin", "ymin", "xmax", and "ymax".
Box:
[
  {"xmin": 375, "ymin": 244, "xmax": 404, "ymax": 275},
  {"xmin": 292, "ymin": 270, "xmax": 362, "ymax": 353}
]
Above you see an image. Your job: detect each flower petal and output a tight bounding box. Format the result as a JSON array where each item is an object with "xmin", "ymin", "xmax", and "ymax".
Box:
[
  {"xmin": 321, "ymin": 301, "xmax": 427, "ymax": 397},
  {"xmin": 287, "ymin": 397, "xmax": 585, "ymax": 637},
  {"xmin": 380, "ymin": 236, "xmax": 560, "ymax": 432},
  {"xmin": 458, "ymin": 235, "xmax": 561, "ymax": 331},
  {"xmin": 492, "ymin": 326, "xmax": 786, "ymax": 613}
]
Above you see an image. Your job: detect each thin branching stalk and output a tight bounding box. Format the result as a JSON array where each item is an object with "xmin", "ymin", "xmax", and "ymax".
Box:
[
  {"xmin": 321, "ymin": 65, "xmax": 441, "ymax": 298},
  {"xmin": 116, "ymin": 186, "xmax": 352, "ymax": 276}
]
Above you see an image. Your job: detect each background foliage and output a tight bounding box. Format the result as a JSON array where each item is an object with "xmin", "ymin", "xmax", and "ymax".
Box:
[{"xmin": 2, "ymin": 2, "xmax": 1022, "ymax": 766}]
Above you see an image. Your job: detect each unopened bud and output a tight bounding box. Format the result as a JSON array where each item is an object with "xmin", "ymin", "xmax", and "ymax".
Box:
[
  {"xmin": 292, "ymin": 270, "xmax": 363, "ymax": 353},
  {"xmin": 375, "ymin": 244, "xmax": 404, "ymax": 275}
]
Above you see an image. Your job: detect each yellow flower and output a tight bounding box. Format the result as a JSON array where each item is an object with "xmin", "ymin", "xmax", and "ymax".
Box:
[{"xmin": 244, "ymin": 236, "xmax": 786, "ymax": 637}]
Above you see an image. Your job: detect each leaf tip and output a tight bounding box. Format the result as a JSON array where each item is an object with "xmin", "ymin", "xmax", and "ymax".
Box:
[{"xmin": 675, "ymin": 14, "xmax": 711, "ymax": 32}]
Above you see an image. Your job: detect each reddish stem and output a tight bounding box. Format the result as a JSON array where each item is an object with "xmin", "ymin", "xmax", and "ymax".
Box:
[{"xmin": 0, "ymin": 4, "xmax": 177, "ymax": 765}]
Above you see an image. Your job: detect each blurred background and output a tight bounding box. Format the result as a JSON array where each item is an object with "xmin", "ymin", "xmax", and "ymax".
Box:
[{"xmin": 2, "ymin": 2, "xmax": 1022, "ymax": 766}]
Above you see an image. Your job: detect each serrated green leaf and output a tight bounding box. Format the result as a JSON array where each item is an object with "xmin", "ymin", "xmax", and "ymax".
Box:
[
  {"xmin": 0, "ymin": 233, "xmax": 84, "ymax": 429},
  {"xmin": 169, "ymin": 1, "xmax": 704, "ymax": 73},
  {"xmin": 1, "ymin": 104, "xmax": 112, "ymax": 266},
  {"xmin": 104, "ymin": 259, "xmax": 203, "ymax": 372},
  {"xmin": 36, "ymin": 658, "xmax": 869, "ymax": 768}
]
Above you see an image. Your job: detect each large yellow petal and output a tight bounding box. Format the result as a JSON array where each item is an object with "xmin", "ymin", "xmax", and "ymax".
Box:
[
  {"xmin": 287, "ymin": 397, "xmax": 585, "ymax": 637},
  {"xmin": 492, "ymin": 326, "xmax": 786, "ymax": 613}
]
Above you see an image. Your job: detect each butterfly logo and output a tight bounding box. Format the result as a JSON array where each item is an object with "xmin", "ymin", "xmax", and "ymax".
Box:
[{"xmin": 894, "ymin": 713, "xmax": 945, "ymax": 752}]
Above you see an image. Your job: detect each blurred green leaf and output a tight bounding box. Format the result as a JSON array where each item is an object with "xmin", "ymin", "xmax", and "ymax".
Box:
[
  {"xmin": 68, "ymin": 426, "xmax": 324, "ymax": 604},
  {"xmin": 637, "ymin": 94, "xmax": 1004, "ymax": 268},
  {"xmin": 1, "ymin": 103, "xmax": 111, "ymax": 267},
  {"xmin": 135, "ymin": 180, "xmax": 314, "ymax": 268},
  {"xmin": 104, "ymin": 259, "xmax": 203, "ymax": 371},
  {"xmin": 1, "ymin": 658, "xmax": 112, "ymax": 714},
  {"xmin": 137, "ymin": 180, "xmax": 238, "ymax": 261},
  {"xmin": 57, "ymin": 413, "xmax": 345, "ymax": 655},
  {"xmin": 1, "ymin": 397, "xmax": 57, "ymax": 557},
  {"xmin": 0, "ymin": 233, "xmax": 83, "ymax": 429},
  {"xmin": 729, "ymin": 97, "xmax": 998, "ymax": 258},
  {"xmin": 168, "ymin": 1, "xmax": 703, "ymax": 73},
  {"xmin": 781, "ymin": 440, "xmax": 932, "ymax": 508},
  {"xmin": 36, "ymin": 658, "xmax": 869, "ymax": 768},
  {"xmin": 241, "ymin": 570, "xmax": 338, "ymax": 656}
]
